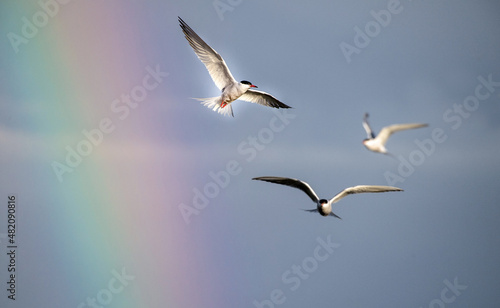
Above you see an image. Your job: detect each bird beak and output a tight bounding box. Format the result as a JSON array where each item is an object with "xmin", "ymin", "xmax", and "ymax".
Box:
[{"xmin": 251, "ymin": 85, "xmax": 257, "ymax": 88}]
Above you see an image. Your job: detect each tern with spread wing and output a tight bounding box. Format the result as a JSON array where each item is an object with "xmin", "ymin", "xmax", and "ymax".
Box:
[
  {"xmin": 362, "ymin": 113, "xmax": 428, "ymax": 155},
  {"xmin": 179, "ymin": 17, "xmax": 291, "ymax": 117},
  {"xmin": 252, "ymin": 176, "xmax": 403, "ymax": 219}
]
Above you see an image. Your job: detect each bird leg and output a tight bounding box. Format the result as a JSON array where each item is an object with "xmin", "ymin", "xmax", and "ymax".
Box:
[{"xmin": 220, "ymin": 101, "xmax": 227, "ymax": 108}]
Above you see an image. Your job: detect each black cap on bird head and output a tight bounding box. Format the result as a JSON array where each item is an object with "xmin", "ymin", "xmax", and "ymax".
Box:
[{"xmin": 240, "ymin": 80, "xmax": 257, "ymax": 88}]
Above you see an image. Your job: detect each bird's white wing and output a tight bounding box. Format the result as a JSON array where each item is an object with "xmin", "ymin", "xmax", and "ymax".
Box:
[
  {"xmin": 376, "ymin": 123, "xmax": 428, "ymax": 146},
  {"xmin": 363, "ymin": 113, "xmax": 375, "ymax": 139},
  {"xmin": 179, "ymin": 17, "xmax": 236, "ymax": 90},
  {"xmin": 239, "ymin": 89, "xmax": 291, "ymax": 109},
  {"xmin": 252, "ymin": 176, "xmax": 319, "ymax": 203},
  {"xmin": 329, "ymin": 185, "xmax": 402, "ymax": 204}
]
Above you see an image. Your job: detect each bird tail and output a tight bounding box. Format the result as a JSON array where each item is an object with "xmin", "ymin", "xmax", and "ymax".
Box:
[
  {"xmin": 303, "ymin": 209, "xmax": 342, "ymax": 219},
  {"xmin": 329, "ymin": 211, "xmax": 342, "ymax": 220},
  {"xmin": 193, "ymin": 96, "xmax": 234, "ymax": 117},
  {"xmin": 384, "ymin": 152, "xmax": 398, "ymax": 160}
]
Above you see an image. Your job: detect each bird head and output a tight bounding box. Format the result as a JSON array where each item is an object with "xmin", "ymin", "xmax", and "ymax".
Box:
[
  {"xmin": 240, "ymin": 80, "xmax": 257, "ymax": 88},
  {"xmin": 318, "ymin": 199, "xmax": 332, "ymax": 217},
  {"xmin": 319, "ymin": 199, "xmax": 329, "ymax": 206}
]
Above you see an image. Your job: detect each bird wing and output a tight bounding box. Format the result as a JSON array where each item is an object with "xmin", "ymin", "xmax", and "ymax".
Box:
[
  {"xmin": 363, "ymin": 113, "xmax": 376, "ymax": 139},
  {"xmin": 239, "ymin": 89, "xmax": 291, "ymax": 109},
  {"xmin": 329, "ymin": 185, "xmax": 403, "ymax": 204},
  {"xmin": 376, "ymin": 123, "xmax": 428, "ymax": 146},
  {"xmin": 252, "ymin": 176, "xmax": 319, "ymax": 203},
  {"xmin": 179, "ymin": 17, "xmax": 236, "ymax": 90}
]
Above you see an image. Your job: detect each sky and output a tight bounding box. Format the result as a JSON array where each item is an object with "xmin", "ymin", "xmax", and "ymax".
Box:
[{"xmin": 0, "ymin": 0, "xmax": 499, "ymax": 307}]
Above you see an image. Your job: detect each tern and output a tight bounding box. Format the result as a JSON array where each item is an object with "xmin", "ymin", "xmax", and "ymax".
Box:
[
  {"xmin": 179, "ymin": 17, "xmax": 291, "ymax": 117},
  {"xmin": 252, "ymin": 176, "xmax": 403, "ymax": 219},
  {"xmin": 362, "ymin": 113, "xmax": 428, "ymax": 155}
]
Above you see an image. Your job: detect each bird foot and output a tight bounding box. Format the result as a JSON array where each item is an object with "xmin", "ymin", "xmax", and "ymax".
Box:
[{"xmin": 221, "ymin": 101, "xmax": 227, "ymax": 108}]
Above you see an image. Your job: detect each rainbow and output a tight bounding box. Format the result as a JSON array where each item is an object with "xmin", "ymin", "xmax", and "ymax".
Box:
[{"xmin": 2, "ymin": 2, "xmax": 213, "ymax": 306}]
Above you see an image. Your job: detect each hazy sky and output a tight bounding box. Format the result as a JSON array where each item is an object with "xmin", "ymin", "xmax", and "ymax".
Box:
[{"xmin": 1, "ymin": 1, "xmax": 500, "ymax": 307}]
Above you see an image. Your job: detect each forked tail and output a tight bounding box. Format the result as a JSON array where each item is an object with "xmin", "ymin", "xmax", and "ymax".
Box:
[{"xmin": 193, "ymin": 96, "xmax": 234, "ymax": 117}]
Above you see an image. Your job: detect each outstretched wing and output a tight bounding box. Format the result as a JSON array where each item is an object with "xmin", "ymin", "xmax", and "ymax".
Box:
[
  {"xmin": 376, "ymin": 123, "xmax": 428, "ymax": 146},
  {"xmin": 239, "ymin": 89, "xmax": 291, "ymax": 109},
  {"xmin": 179, "ymin": 17, "xmax": 236, "ymax": 90},
  {"xmin": 363, "ymin": 113, "xmax": 376, "ymax": 139},
  {"xmin": 329, "ymin": 185, "xmax": 403, "ymax": 204},
  {"xmin": 252, "ymin": 176, "xmax": 319, "ymax": 203}
]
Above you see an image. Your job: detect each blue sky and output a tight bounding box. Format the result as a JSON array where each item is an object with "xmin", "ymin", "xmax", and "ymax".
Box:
[{"xmin": 172, "ymin": 1, "xmax": 500, "ymax": 307}]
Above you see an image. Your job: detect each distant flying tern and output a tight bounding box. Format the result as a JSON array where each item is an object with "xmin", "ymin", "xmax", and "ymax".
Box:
[
  {"xmin": 252, "ymin": 176, "xmax": 403, "ymax": 219},
  {"xmin": 362, "ymin": 113, "xmax": 428, "ymax": 155},
  {"xmin": 178, "ymin": 17, "xmax": 291, "ymax": 117}
]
